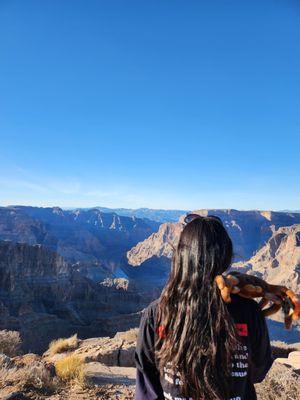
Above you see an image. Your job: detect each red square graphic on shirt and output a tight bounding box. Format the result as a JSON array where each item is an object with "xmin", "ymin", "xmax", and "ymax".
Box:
[{"xmin": 235, "ymin": 323, "xmax": 248, "ymax": 336}]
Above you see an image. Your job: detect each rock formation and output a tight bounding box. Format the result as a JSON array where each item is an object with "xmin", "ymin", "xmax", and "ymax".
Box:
[
  {"xmin": 0, "ymin": 241, "xmax": 144, "ymax": 353},
  {"xmin": 1, "ymin": 207, "xmax": 300, "ymax": 352},
  {"xmin": 44, "ymin": 329, "xmax": 138, "ymax": 367},
  {"xmin": 127, "ymin": 210, "xmax": 300, "ymax": 266},
  {"xmin": 126, "ymin": 212, "xmax": 300, "ymax": 344},
  {"xmin": 1, "ymin": 328, "xmax": 299, "ymax": 399},
  {"xmin": 95, "ymin": 207, "xmax": 188, "ymax": 223},
  {"xmin": 127, "ymin": 221, "xmax": 182, "ymax": 267},
  {"xmin": 232, "ymin": 224, "xmax": 300, "ymax": 292},
  {"xmin": 0, "ymin": 206, "xmax": 159, "ymax": 275},
  {"xmin": 126, "ymin": 210, "xmax": 300, "ymax": 288}
]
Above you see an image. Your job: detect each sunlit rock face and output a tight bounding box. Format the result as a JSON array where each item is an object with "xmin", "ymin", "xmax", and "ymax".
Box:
[
  {"xmin": 126, "ymin": 209, "xmax": 300, "ymax": 288},
  {"xmin": 128, "ymin": 210, "xmax": 300, "ymax": 264},
  {"xmin": 127, "ymin": 221, "xmax": 182, "ymax": 266},
  {"xmin": 232, "ymin": 224, "xmax": 300, "ymax": 293},
  {"xmin": 230, "ymin": 224, "xmax": 300, "ymax": 336}
]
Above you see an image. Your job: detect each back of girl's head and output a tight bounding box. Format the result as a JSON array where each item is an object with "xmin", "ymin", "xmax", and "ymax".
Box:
[
  {"xmin": 156, "ymin": 215, "xmax": 238, "ymax": 400},
  {"xmin": 174, "ymin": 216, "xmax": 233, "ymax": 288}
]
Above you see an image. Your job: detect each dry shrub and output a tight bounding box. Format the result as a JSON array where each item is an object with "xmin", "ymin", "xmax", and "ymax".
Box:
[
  {"xmin": 55, "ymin": 354, "xmax": 86, "ymax": 386},
  {"xmin": 0, "ymin": 330, "xmax": 22, "ymax": 357},
  {"xmin": 49, "ymin": 334, "xmax": 79, "ymax": 355},
  {"xmin": 0, "ymin": 365, "xmax": 19, "ymax": 389},
  {"xmin": 17, "ymin": 361, "xmax": 55, "ymax": 391},
  {"xmin": 0, "ymin": 361, "xmax": 56, "ymax": 392}
]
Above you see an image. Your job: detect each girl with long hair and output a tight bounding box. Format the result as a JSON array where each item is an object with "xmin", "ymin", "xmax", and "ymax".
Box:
[{"xmin": 135, "ymin": 214, "xmax": 273, "ymax": 400}]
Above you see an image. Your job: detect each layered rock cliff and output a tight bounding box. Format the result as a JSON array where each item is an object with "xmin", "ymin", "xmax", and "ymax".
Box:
[
  {"xmin": 232, "ymin": 224, "xmax": 300, "ymax": 292},
  {"xmin": 126, "ymin": 209, "xmax": 300, "ymax": 289},
  {"xmin": 0, "ymin": 241, "xmax": 144, "ymax": 353},
  {"xmin": 127, "ymin": 221, "xmax": 182, "ymax": 266},
  {"xmin": 127, "ymin": 209, "xmax": 300, "ymax": 264},
  {"xmin": 0, "ymin": 206, "xmax": 159, "ymax": 275},
  {"xmin": 1, "ymin": 207, "xmax": 300, "ymax": 353}
]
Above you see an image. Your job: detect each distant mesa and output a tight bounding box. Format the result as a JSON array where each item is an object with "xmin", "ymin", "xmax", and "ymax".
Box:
[{"xmin": 86, "ymin": 206, "xmax": 189, "ymax": 223}]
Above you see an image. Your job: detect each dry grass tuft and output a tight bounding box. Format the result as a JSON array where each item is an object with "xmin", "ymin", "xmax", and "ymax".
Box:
[
  {"xmin": 55, "ymin": 354, "xmax": 86, "ymax": 385},
  {"xmin": 0, "ymin": 330, "xmax": 22, "ymax": 357},
  {"xmin": 0, "ymin": 365, "xmax": 18, "ymax": 389},
  {"xmin": 48, "ymin": 334, "xmax": 79, "ymax": 355}
]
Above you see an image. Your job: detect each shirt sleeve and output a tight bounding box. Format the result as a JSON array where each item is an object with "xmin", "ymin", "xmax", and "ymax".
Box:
[
  {"xmin": 249, "ymin": 302, "xmax": 274, "ymax": 384},
  {"xmin": 134, "ymin": 305, "xmax": 164, "ymax": 400}
]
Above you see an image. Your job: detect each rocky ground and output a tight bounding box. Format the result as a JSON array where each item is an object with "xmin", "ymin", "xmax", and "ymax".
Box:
[
  {"xmin": 0, "ymin": 330, "xmax": 300, "ymax": 400},
  {"xmin": 0, "ymin": 385, "xmax": 135, "ymax": 400}
]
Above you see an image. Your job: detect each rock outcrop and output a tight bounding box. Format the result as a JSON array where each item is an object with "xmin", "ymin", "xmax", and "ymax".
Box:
[
  {"xmin": 126, "ymin": 210, "xmax": 300, "ymax": 289},
  {"xmin": 44, "ymin": 329, "xmax": 138, "ymax": 367},
  {"xmin": 1, "ymin": 328, "xmax": 300, "ymax": 400},
  {"xmin": 228, "ymin": 224, "xmax": 300, "ymax": 335},
  {"xmin": 255, "ymin": 361, "xmax": 300, "ymax": 400},
  {"xmin": 276, "ymin": 351, "xmax": 300, "ymax": 370},
  {"xmin": 0, "ymin": 241, "xmax": 144, "ymax": 353},
  {"xmin": 127, "ymin": 210, "xmax": 300, "ymax": 267},
  {"xmin": 126, "ymin": 212, "xmax": 300, "ymax": 342},
  {"xmin": 232, "ymin": 224, "xmax": 300, "ymax": 292},
  {"xmin": 0, "ymin": 206, "xmax": 159, "ymax": 275},
  {"xmin": 50, "ymin": 332, "xmax": 300, "ymax": 399},
  {"xmin": 127, "ymin": 222, "xmax": 182, "ymax": 267}
]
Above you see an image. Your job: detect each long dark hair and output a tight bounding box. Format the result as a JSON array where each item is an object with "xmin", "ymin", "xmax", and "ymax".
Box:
[{"xmin": 156, "ymin": 216, "xmax": 239, "ymax": 400}]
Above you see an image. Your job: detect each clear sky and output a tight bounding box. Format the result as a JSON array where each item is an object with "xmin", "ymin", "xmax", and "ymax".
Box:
[{"xmin": 0, "ymin": 0, "xmax": 300, "ymax": 210}]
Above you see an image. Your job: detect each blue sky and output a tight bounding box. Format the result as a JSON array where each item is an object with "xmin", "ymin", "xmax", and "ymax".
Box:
[{"xmin": 0, "ymin": 0, "xmax": 300, "ymax": 210}]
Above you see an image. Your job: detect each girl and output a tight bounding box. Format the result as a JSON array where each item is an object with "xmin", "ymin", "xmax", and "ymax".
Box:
[{"xmin": 135, "ymin": 214, "xmax": 273, "ymax": 400}]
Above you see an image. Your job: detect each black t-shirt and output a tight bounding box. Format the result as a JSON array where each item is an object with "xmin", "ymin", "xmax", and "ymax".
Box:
[{"xmin": 134, "ymin": 295, "xmax": 274, "ymax": 400}]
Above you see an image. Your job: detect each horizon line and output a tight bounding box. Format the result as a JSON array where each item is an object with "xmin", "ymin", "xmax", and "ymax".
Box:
[{"xmin": 1, "ymin": 204, "xmax": 299, "ymax": 214}]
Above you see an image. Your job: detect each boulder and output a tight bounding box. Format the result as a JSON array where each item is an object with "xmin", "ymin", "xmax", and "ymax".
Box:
[
  {"xmin": 276, "ymin": 351, "xmax": 300, "ymax": 371},
  {"xmin": 84, "ymin": 362, "xmax": 135, "ymax": 386}
]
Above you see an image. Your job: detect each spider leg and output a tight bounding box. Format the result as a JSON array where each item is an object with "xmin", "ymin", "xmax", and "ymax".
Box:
[{"xmin": 262, "ymin": 303, "xmax": 281, "ymax": 317}]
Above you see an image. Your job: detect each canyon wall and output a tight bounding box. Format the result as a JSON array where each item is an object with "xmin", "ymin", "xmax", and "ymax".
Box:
[{"xmin": 0, "ymin": 241, "xmax": 144, "ymax": 353}]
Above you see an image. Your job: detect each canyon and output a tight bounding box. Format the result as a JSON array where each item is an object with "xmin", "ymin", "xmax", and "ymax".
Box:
[
  {"xmin": 127, "ymin": 209, "xmax": 300, "ymax": 287},
  {"xmin": 0, "ymin": 206, "xmax": 159, "ymax": 278},
  {"xmin": 0, "ymin": 206, "xmax": 299, "ymax": 352},
  {"xmin": 0, "ymin": 241, "xmax": 143, "ymax": 353},
  {"xmin": 233, "ymin": 224, "xmax": 300, "ymax": 293}
]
